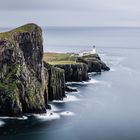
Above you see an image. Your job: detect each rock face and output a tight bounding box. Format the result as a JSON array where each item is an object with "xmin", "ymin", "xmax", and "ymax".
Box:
[
  {"xmin": 77, "ymin": 54, "xmax": 110, "ymax": 72},
  {"xmin": 44, "ymin": 62, "xmax": 65, "ymax": 101},
  {"xmin": 0, "ymin": 23, "xmax": 110, "ymax": 116},
  {"xmin": 52, "ymin": 54, "xmax": 110, "ymax": 83},
  {"xmin": 0, "ymin": 24, "xmax": 47, "ymax": 116},
  {"xmin": 55, "ymin": 63, "xmax": 89, "ymax": 82}
]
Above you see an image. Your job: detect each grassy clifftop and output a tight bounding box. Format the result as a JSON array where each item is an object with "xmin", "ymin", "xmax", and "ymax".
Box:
[
  {"xmin": 0, "ymin": 23, "xmax": 40, "ymax": 39},
  {"xmin": 43, "ymin": 52, "xmax": 79, "ymax": 65}
]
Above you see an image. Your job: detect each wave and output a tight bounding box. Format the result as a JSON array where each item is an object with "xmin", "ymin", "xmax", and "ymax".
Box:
[
  {"xmin": 66, "ymin": 92, "xmax": 83, "ymax": 98},
  {"xmin": 33, "ymin": 110, "xmax": 60, "ymax": 121},
  {"xmin": 88, "ymin": 72, "xmax": 99, "ymax": 75},
  {"xmin": 84, "ymin": 79, "xmax": 101, "ymax": 84},
  {"xmin": 65, "ymin": 91, "xmax": 80, "ymax": 94},
  {"xmin": 60, "ymin": 111, "xmax": 75, "ymax": 116},
  {"xmin": 33, "ymin": 110, "xmax": 75, "ymax": 121},
  {"xmin": 50, "ymin": 104, "xmax": 61, "ymax": 112},
  {"xmin": 67, "ymin": 78, "xmax": 111, "ymax": 88},
  {"xmin": 89, "ymin": 79, "xmax": 112, "ymax": 88},
  {"xmin": 66, "ymin": 86, "xmax": 78, "ymax": 91},
  {"xmin": 66, "ymin": 81, "xmax": 85, "ymax": 85},
  {"xmin": 0, "ymin": 120, "xmax": 5, "ymax": 127},
  {"xmin": 66, "ymin": 79, "xmax": 100, "ymax": 86},
  {"xmin": 65, "ymin": 90, "xmax": 81, "ymax": 96},
  {"xmin": 53, "ymin": 94, "xmax": 80, "ymax": 103},
  {"xmin": 0, "ymin": 116, "xmax": 28, "ymax": 120},
  {"xmin": 110, "ymin": 68, "xmax": 116, "ymax": 72},
  {"xmin": 17, "ymin": 116, "xmax": 28, "ymax": 120}
]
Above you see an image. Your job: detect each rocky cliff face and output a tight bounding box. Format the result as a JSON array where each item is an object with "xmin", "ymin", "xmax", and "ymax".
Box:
[
  {"xmin": 44, "ymin": 62, "xmax": 65, "ymax": 101},
  {"xmin": 0, "ymin": 24, "xmax": 47, "ymax": 116},
  {"xmin": 52, "ymin": 54, "xmax": 110, "ymax": 84},
  {"xmin": 0, "ymin": 23, "xmax": 110, "ymax": 116},
  {"xmin": 77, "ymin": 54, "xmax": 110, "ymax": 73},
  {"xmin": 55, "ymin": 63, "xmax": 89, "ymax": 82}
]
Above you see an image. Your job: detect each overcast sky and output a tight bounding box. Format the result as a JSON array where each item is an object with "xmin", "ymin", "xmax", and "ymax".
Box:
[{"xmin": 0, "ymin": 0, "xmax": 140, "ymax": 27}]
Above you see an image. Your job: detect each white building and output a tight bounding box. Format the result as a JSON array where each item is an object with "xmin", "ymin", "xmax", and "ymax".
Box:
[{"xmin": 78, "ymin": 46, "xmax": 96, "ymax": 56}]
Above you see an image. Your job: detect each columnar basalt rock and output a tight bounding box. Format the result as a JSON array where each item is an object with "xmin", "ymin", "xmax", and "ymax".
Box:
[
  {"xmin": 55, "ymin": 63, "xmax": 89, "ymax": 82},
  {"xmin": 44, "ymin": 62, "xmax": 65, "ymax": 101}
]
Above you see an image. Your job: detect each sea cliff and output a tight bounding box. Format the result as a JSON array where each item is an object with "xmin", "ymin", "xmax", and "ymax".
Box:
[
  {"xmin": 0, "ymin": 23, "xmax": 110, "ymax": 116},
  {"xmin": 0, "ymin": 24, "xmax": 47, "ymax": 116},
  {"xmin": 44, "ymin": 62, "xmax": 65, "ymax": 101},
  {"xmin": 44, "ymin": 52, "xmax": 110, "ymax": 82},
  {"xmin": 55, "ymin": 63, "xmax": 89, "ymax": 82}
]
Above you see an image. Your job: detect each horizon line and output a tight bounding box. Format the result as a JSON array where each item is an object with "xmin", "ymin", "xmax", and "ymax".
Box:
[{"xmin": 1, "ymin": 25, "xmax": 140, "ymax": 30}]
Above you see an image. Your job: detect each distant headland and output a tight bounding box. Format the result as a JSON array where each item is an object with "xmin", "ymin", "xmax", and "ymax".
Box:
[{"xmin": 0, "ymin": 23, "xmax": 110, "ymax": 117}]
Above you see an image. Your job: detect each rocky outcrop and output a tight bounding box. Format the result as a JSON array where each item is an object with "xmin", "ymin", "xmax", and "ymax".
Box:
[
  {"xmin": 0, "ymin": 23, "xmax": 110, "ymax": 117},
  {"xmin": 44, "ymin": 62, "xmax": 65, "ymax": 101},
  {"xmin": 77, "ymin": 54, "xmax": 110, "ymax": 73},
  {"xmin": 55, "ymin": 63, "xmax": 89, "ymax": 82},
  {"xmin": 65, "ymin": 86, "xmax": 78, "ymax": 92},
  {"xmin": 0, "ymin": 23, "xmax": 47, "ymax": 116},
  {"xmin": 52, "ymin": 54, "xmax": 110, "ymax": 83}
]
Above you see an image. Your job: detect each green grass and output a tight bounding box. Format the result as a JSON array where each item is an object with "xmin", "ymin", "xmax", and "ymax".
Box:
[
  {"xmin": 0, "ymin": 23, "xmax": 39, "ymax": 39},
  {"xmin": 43, "ymin": 52, "xmax": 79, "ymax": 65},
  {"xmin": 48, "ymin": 61, "xmax": 78, "ymax": 65}
]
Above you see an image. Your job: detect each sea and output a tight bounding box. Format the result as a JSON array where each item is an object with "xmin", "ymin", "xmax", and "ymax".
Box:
[{"xmin": 0, "ymin": 27, "xmax": 140, "ymax": 140}]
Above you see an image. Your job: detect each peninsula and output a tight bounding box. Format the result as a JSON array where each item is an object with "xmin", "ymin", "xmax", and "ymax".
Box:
[{"xmin": 0, "ymin": 23, "xmax": 110, "ymax": 117}]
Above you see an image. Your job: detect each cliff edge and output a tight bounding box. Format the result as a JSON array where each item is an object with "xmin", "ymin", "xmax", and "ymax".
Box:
[
  {"xmin": 0, "ymin": 24, "xmax": 110, "ymax": 117},
  {"xmin": 0, "ymin": 23, "xmax": 47, "ymax": 116}
]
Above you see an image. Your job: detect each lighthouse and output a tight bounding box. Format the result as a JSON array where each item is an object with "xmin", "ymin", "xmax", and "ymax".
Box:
[{"xmin": 91, "ymin": 45, "xmax": 96, "ymax": 54}]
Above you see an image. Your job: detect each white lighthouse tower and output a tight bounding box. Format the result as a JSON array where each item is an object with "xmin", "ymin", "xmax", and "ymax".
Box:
[{"xmin": 91, "ymin": 45, "xmax": 96, "ymax": 54}]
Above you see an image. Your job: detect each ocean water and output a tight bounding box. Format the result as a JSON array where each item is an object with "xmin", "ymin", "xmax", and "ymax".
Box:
[{"xmin": 0, "ymin": 27, "xmax": 140, "ymax": 140}]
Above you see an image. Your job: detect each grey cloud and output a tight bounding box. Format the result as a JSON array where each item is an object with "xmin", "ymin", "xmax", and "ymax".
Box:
[
  {"xmin": 0, "ymin": 0, "xmax": 94, "ymax": 11},
  {"xmin": 0, "ymin": 0, "xmax": 140, "ymax": 27},
  {"xmin": 1, "ymin": 0, "xmax": 140, "ymax": 13}
]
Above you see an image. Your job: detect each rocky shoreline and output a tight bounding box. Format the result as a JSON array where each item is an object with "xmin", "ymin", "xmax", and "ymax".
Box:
[{"xmin": 0, "ymin": 23, "xmax": 110, "ymax": 117}]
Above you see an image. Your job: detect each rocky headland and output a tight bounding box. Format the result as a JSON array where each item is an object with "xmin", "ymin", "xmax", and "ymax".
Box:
[
  {"xmin": 0, "ymin": 23, "xmax": 110, "ymax": 117},
  {"xmin": 44, "ymin": 52, "xmax": 110, "ymax": 82}
]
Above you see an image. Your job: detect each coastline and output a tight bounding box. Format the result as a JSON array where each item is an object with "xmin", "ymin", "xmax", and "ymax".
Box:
[{"xmin": 0, "ymin": 23, "xmax": 110, "ymax": 117}]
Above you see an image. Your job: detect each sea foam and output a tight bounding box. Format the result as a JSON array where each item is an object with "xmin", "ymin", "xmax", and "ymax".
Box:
[
  {"xmin": 50, "ymin": 104, "xmax": 61, "ymax": 112},
  {"xmin": 0, "ymin": 116, "xmax": 28, "ymax": 120},
  {"xmin": 0, "ymin": 120, "xmax": 5, "ymax": 127},
  {"xmin": 60, "ymin": 111, "xmax": 75, "ymax": 116},
  {"xmin": 33, "ymin": 110, "xmax": 60, "ymax": 121},
  {"xmin": 53, "ymin": 94, "xmax": 80, "ymax": 103},
  {"xmin": 110, "ymin": 68, "xmax": 116, "ymax": 72}
]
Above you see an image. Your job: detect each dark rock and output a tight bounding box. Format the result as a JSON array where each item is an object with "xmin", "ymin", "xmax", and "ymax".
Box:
[
  {"xmin": 65, "ymin": 86, "xmax": 78, "ymax": 92},
  {"xmin": 55, "ymin": 63, "xmax": 89, "ymax": 82},
  {"xmin": 0, "ymin": 23, "xmax": 110, "ymax": 117},
  {"xmin": 100, "ymin": 61, "xmax": 110, "ymax": 71},
  {"xmin": 44, "ymin": 62, "xmax": 65, "ymax": 101},
  {"xmin": 0, "ymin": 23, "xmax": 47, "ymax": 116},
  {"xmin": 77, "ymin": 54, "xmax": 110, "ymax": 73},
  {"xmin": 47, "ymin": 104, "xmax": 51, "ymax": 110}
]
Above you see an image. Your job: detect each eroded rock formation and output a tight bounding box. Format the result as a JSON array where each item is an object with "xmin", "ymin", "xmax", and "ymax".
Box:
[
  {"xmin": 77, "ymin": 54, "xmax": 110, "ymax": 72},
  {"xmin": 55, "ymin": 63, "xmax": 89, "ymax": 82},
  {"xmin": 0, "ymin": 24, "xmax": 47, "ymax": 116},
  {"xmin": 44, "ymin": 62, "xmax": 65, "ymax": 101},
  {"xmin": 0, "ymin": 23, "xmax": 110, "ymax": 116}
]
